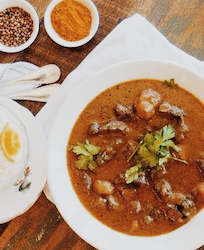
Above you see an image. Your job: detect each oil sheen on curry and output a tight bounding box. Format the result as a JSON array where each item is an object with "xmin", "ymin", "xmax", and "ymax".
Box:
[{"xmin": 67, "ymin": 79, "xmax": 204, "ymax": 236}]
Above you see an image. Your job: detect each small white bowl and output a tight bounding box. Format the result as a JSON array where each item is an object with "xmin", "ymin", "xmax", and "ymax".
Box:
[
  {"xmin": 0, "ymin": 0, "xmax": 39, "ymax": 53},
  {"xmin": 44, "ymin": 0, "xmax": 99, "ymax": 47}
]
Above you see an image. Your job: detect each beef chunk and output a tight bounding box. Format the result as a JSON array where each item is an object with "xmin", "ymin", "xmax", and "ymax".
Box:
[
  {"xmin": 147, "ymin": 115, "xmax": 170, "ymax": 131},
  {"xmin": 196, "ymin": 154, "xmax": 204, "ymax": 179},
  {"xmin": 180, "ymin": 197, "xmax": 196, "ymax": 217},
  {"xmin": 154, "ymin": 179, "xmax": 196, "ymax": 218},
  {"xmin": 159, "ymin": 102, "xmax": 185, "ymax": 117},
  {"xmin": 145, "ymin": 202, "xmax": 154, "ymax": 213},
  {"xmin": 88, "ymin": 120, "xmax": 130, "ymax": 135},
  {"xmin": 123, "ymin": 139, "xmax": 138, "ymax": 161},
  {"xmin": 136, "ymin": 89, "xmax": 161, "ymax": 120},
  {"xmin": 93, "ymin": 180, "xmax": 114, "ymax": 195},
  {"xmin": 92, "ymin": 197, "xmax": 107, "ymax": 209},
  {"xmin": 83, "ymin": 173, "xmax": 92, "ymax": 190},
  {"xmin": 192, "ymin": 182, "xmax": 204, "ymax": 201},
  {"xmin": 159, "ymin": 102, "xmax": 188, "ymax": 141},
  {"xmin": 150, "ymin": 208, "xmax": 165, "ymax": 220},
  {"xmin": 196, "ymin": 153, "xmax": 204, "ymax": 179},
  {"xmin": 167, "ymin": 192, "xmax": 186, "ymax": 205},
  {"xmin": 107, "ymin": 195, "xmax": 120, "ymax": 209},
  {"xmin": 134, "ymin": 174, "xmax": 149, "ymax": 186},
  {"xmin": 96, "ymin": 146, "xmax": 116, "ymax": 165},
  {"xmin": 176, "ymin": 120, "xmax": 189, "ymax": 142},
  {"xmin": 154, "ymin": 179, "xmax": 172, "ymax": 197},
  {"xmin": 127, "ymin": 139, "xmax": 138, "ymax": 153},
  {"xmin": 101, "ymin": 121, "xmax": 130, "ymax": 133},
  {"xmin": 88, "ymin": 122, "xmax": 100, "ymax": 135},
  {"xmin": 119, "ymin": 187, "xmax": 137, "ymax": 201},
  {"xmin": 154, "ymin": 179, "xmax": 184, "ymax": 204},
  {"xmin": 196, "ymin": 158, "xmax": 204, "ymax": 172},
  {"xmin": 144, "ymin": 215, "xmax": 154, "ymax": 224},
  {"xmin": 114, "ymin": 104, "xmax": 134, "ymax": 120},
  {"xmin": 130, "ymin": 201, "xmax": 142, "ymax": 213},
  {"xmin": 88, "ymin": 122, "xmax": 99, "ymax": 136},
  {"xmin": 166, "ymin": 205, "xmax": 183, "ymax": 222},
  {"xmin": 197, "ymin": 158, "xmax": 204, "ymax": 171}
]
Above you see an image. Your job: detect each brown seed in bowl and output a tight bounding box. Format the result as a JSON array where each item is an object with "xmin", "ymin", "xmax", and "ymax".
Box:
[{"xmin": 0, "ymin": 7, "xmax": 33, "ymax": 47}]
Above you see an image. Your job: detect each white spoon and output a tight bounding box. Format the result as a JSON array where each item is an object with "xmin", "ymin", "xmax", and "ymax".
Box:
[
  {"xmin": 6, "ymin": 84, "xmax": 61, "ymax": 102},
  {"xmin": 0, "ymin": 64, "xmax": 61, "ymax": 87}
]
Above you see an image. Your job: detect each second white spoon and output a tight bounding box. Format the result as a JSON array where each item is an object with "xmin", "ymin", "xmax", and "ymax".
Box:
[{"xmin": 7, "ymin": 84, "xmax": 61, "ymax": 102}]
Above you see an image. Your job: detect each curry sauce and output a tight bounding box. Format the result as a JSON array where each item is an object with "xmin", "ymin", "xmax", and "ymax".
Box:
[{"xmin": 67, "ymin": 79, "xmax": 204, "ymax": 236}]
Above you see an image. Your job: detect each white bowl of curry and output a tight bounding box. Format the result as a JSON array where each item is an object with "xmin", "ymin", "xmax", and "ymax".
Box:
[
  {"xmin": 44, "ymin": 0, "xmax": 99, "ymax": 47},
  {"xmin": 48, "ymin": 60, "xmax": 204, "ymax": 250}
]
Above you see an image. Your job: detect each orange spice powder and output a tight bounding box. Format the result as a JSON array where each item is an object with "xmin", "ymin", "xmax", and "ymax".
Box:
[{"xmin": 51, "ymin": 0, "xmax": 92, "ymax": 42}]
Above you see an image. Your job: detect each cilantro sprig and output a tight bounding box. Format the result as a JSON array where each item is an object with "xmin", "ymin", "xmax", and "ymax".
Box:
[
  {"xmin": 125, "ymin": 163, "xmax": 145, "ymax": 184},
  {"xmin": 125, "ymin": 125, "xmax": 181, "ymax": 184},
  {"xmin": 70, "ymin": 140, "xmax": 100, "ymax": 171},
  {"xmin": 163, "ymin": 79, "xmax": 178, "ymax": 88}
]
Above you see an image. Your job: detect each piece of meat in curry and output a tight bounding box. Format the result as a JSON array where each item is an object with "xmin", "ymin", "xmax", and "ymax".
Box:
[{"xmin": 67, "ymin": 79, "xmax": 204, "ymax": 236}]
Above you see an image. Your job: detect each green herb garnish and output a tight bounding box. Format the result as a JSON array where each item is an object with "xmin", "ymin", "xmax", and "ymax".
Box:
[
  {"xmin": 125, "ymin": 163, "xmax": 145, "ymax": 184},
  {"xmin": 70, "ymin": 140, "xmax": 100, "ymax": 171},
  {"xmin": 125, "ymin": 125, "xmax": 180, "ymax": 184},
  {"xmin": 164, "ymin": 79, "xmax": 178, "ymax": 88}
]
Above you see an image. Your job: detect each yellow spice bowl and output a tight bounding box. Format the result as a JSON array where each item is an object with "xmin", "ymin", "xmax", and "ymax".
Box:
[{"xmin": 44, "ymin": 0, "xmax": 99, "ymax": 47}]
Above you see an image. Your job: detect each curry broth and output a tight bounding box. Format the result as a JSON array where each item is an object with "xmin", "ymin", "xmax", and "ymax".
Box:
[{"xmin": 67, "ymin": 79, "xmax": 204, "ymax": 236}]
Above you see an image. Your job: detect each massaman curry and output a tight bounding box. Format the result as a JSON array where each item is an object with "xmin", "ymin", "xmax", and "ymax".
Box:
[{"xmin": 67, "ymin": 79, "xmax": 204, "ymax": 236}]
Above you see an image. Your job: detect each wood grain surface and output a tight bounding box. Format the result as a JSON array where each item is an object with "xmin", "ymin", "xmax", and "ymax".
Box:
[{"xmin": 0, "ymin": 0, "xmax": 203, "ymax": 249}]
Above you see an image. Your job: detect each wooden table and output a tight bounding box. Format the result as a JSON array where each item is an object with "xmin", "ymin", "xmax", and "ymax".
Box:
[{"xmin": 0, "ymin": 0, "xmax": 203, "ymax": 249}]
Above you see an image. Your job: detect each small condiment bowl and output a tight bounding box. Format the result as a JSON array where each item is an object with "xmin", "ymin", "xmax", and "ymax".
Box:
[
  {"xmin": 0, "ymin": 0, "xmax": 39, "ymax": 53},
  {"xmin": 44, "ymin": 0, "xmax": 99, "ymax": 47}
]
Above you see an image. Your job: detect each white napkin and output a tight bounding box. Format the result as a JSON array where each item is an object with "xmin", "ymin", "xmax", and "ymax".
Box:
[
  {"xmin": 0, "ymin": 62, "xmax": 38, "ymax": 81},
  {"xmin": 0, "ymin": 62, "xmax": 38, "ymax": 95}
]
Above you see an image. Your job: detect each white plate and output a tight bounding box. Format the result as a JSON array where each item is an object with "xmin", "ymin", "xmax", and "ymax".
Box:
[
  {"xmin": 0, "ymin": 98, "xmax": 47, "ymax": 223},
  {"xmin": 48, "ymin": 60, "xmax": 204, "ymax": 250}
]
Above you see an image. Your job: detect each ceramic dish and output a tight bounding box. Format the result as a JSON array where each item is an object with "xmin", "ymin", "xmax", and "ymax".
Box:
[
  {"xmin": 0, "ymin": 0, "xmax": 39, "ymax": 53},
  {"xmin": 44, "ymin": 0, "xmax": 99, "ymax": 47},
  {"xmin": 48, "ymin": 60, "xmax": 204, "ymax": 250},
  {"xmin": 0, "ymin": 98, "xmax": 47, "ymax": 223}
]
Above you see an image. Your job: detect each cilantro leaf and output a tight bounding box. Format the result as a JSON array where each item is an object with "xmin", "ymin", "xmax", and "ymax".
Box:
[
  {"xmin": 164, "ymin": 79, "xmax": 178, "ymax": 88},
  {"xmin": 88, "ymin": 159, "xmax": 97, "ymax": 171},
  {"xmin": 72, "ymin": 141, "xmax": 100, "ymax": 157},
  {"xmin": 70, "ymin": 140, "xmax": 100, "ymax": 171},
  {"xmin": 161, "ymin": 125, "xmax": 175, "ymax": 141},
  {"xmin": 76, "ymin": 155, "xmax": 90, "ymax": 170},
  {"xmin": 72, "ymin": 143, "xmax": 91, "ymax": 156},
  {"xmin": 125, "ymin": 163, "xmax": 144, "ymax": 184},
  {"xmin": 161, "ymin": 140, "xmax": 180, "ymax": 152},
  {"xmin": 137, "ymin": 143, "xmax": 158, "ymax": 167},
  {"xmin": 84, "ymin": 140, "xmax": 100, "ymax": 155},
  {"xmin": 125, "ymin": 125, "xmax": 185, "ymax": 184}
]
